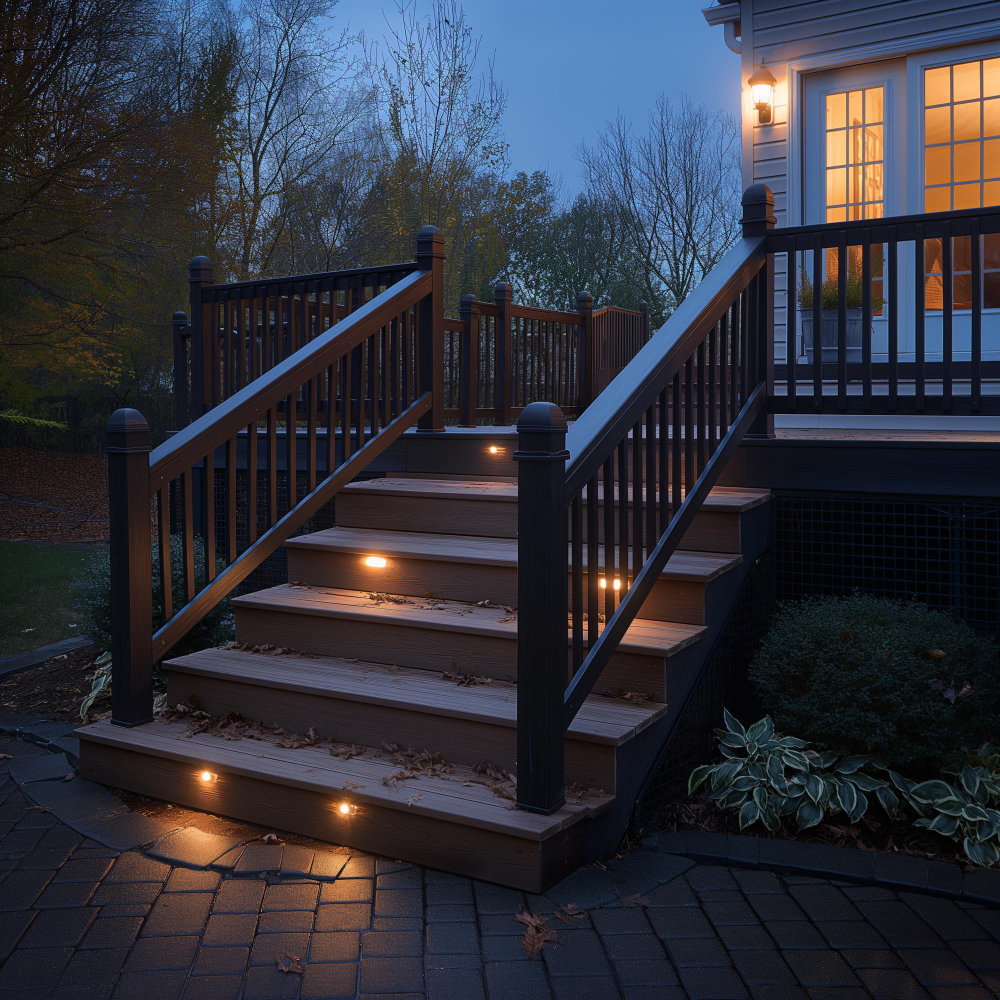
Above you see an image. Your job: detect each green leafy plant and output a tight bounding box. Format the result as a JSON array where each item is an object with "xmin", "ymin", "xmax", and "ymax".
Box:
[
  {"xmin": 797, "ymin": 247, "xmax": 885, "ymax": 311},
  {"xmin": 750, "ymin": 595, "xmax": 1000, "ymax": 773},
  {"xmin": 688, "ymin": 710, "xmax": 898, "ymax": 833},
  {"xmin": 73, "ymin": 533, "xmax": 232, "ymax": 657},
  {"xmin": 0, "ymin": 408, "xmax": 67, "ymax": 431}
]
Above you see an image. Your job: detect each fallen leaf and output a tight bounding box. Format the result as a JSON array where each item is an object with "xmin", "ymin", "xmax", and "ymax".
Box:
[
  {"xmin": 276, "ymin": 952, "xmax": 304, "ymax": 974},
  {"xmin": 621, "ymin": 893, "xmax": 653, "ymax": 908},
  {"xmin": 343, "ymin": 780, "xmax": 365, "ymax": 790},
  {"xmin": 261, "ymin": 833, "xmax": 284, "ymax": 845},
  {"xmin": 514, "ymin": 908, "xmax": 557, "ymax": 956},
  {"xmin": 556, "ymin": 903, "xmax": 587, "ymax": 924},
  {"xmin": 61, "ymin": 773, "xmax": 75, "ymax": 782},
  {"xmin": 27, "ymin": 805, "xmax": 52, "ymax": 813},
  {"xmin": 0, "ymin": 754, "xmax": 11, "ymax": 760},
  {"xmin": 406, "ymin": 794, "xmax": 423, "ymax": 807},
  {"xmin": 927, "ymin": 648, "xmax": 947, "ymax": 659}
]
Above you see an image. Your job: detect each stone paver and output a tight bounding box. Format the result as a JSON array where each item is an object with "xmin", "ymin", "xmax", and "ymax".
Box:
[{"xmin": 1, "ymin": 735, "xmax": 1000, "ymax": 998}]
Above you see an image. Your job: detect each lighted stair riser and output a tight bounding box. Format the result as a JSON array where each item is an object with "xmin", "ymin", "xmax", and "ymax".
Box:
[
  {"xmin": 335, "ymin": 490, "xmax": 744, "ymax": 552},
  {"xmin": 232, "ymin": 604, "xmax": 676, "ymax": 701},
  {"xmin": 165, "ymin": 668, "xmax": 619, "ymax": 791},
  {"xmin": 79, "ymin": 739, "xmax": 582, "ymax": 892},
  {"xmin": 286, "ymin": 547, "xmax": 715, "ymax": 625}
]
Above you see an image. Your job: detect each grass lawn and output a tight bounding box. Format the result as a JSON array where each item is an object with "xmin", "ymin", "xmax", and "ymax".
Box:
[{"xmin": 0, "ymin": 541, "xmax": 102, "ymax": 659}]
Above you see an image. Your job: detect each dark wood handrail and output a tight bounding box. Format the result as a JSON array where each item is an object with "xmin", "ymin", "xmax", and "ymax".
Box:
[
  {"xmin": 201, "ymin": 260, "xmax": 418, "ymax": 294},
  {"xmin": 565, "ymin": 236, "xmax": 766, "ymax": 494},
  {"xmin": 151, "ymin": 270, "xmax": 431, "ymax": 490}
]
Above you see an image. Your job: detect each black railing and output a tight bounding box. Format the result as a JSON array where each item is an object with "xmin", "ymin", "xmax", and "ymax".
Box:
[
  {"xmin": 766, "ymin": 202, "xmax": 1000, "ymax": 416},
  {"xmin": 514, "ymin": 186, "xmax": 775, "ymax": 813}
]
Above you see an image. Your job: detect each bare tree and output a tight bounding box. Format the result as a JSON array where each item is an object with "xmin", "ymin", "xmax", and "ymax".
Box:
[
  {"xmin": 219, "ymin": 0, "xmax": 369, "ymax": 280},
  {"xmin": 580, "ymin": 95, "xmax": 741, "ymax": 313}
]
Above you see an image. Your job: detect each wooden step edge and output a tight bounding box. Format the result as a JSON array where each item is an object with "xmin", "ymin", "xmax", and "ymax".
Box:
[
  {"xmin": 76, "ymin": 719, "xmax": 611, "ymax": 840},
  {"xmin": 230, "ymin": 587, "xmax": 707, "ymax": 658},
  {"xmin": 285, "ymin": 529, "xmax": 743, "ymax": 582},
  {"xmin": 342, "ymin": 478, "xmax": 770, "ymax": 512},
  {"xmin": 164, "ymin": 649, "xmax": 668, "ymax": 746}
]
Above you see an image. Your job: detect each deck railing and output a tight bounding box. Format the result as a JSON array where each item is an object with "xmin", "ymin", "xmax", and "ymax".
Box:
[
  {"xmin": 514, "ymin": 187, "xmax": 774, "ymax": 813},
  {"xmin": 766, "ymin": 201, "xmax": 1000, "ymax": 416},
  {"xmin": 106, "ymin": 227, "xmax": 445, "ymax": 726}
]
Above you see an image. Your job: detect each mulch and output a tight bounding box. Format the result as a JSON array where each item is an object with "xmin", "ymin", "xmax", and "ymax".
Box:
[
  {"xmin": 0, "ymin": 447, "xmax": 109, "ymax": 543},
  {"xmin": 0, "ymin": 644, "xmax": 102, "ymax": 722},
  {"xmin": 659, "ymin": 793, "xmax": 970, "ymax": 870}
]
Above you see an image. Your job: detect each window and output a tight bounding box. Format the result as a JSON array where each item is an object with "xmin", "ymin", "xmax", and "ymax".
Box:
[
  {"xmin": 925, "ymin": 234, "xmax": 1000, "ymax": 310},
  {"xmin": 924, "ymin": 57, "xmax": 1000, "ymax": 211},
  {"xmin": 826, "ymin": 88, "xmax": 884, "ymax": 221}
]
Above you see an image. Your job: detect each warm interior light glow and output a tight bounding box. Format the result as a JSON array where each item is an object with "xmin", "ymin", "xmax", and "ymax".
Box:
[
  {"xmin": 199, "ymin": 770, "xmax": 216, "ymax": 783},
  {"xmin": 612, "ymin": 578, "xmax": 621, "ymax": 592},
  {"xmin": 599, "ymin": 577, "xmax": 607, "ymax": 589},
  {"xmin": 748, "ymin": 59, "xmax": 776, "ymax": 124},
  {"xmin": 599, "ymin": 578, "xmax": 622, "ymax": 592},
  {"xmin": 363, "ymin": 555, "xmax": 387, "ymax": 568}
]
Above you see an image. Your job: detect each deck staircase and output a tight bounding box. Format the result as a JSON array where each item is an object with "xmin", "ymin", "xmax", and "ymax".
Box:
[{"xmin": 78, "ymin": 475, "xmax": 769, "ymax": 891}]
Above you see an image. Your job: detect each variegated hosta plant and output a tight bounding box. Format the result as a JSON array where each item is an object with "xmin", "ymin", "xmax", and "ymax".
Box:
[
  {"xmin": 688, "ymin": 711, "xmax": 899, "ymax": 833},
  {"xmin": 891, "ymin": 756, "xmax": 1000, "ymax": 867}
]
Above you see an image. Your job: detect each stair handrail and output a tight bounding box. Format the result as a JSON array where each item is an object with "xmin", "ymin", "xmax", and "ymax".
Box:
[
  {"xmin": 105, "ymin": 226, "xmax": 446, "ymax": 728},
  {"xmin": 514, "ymin": 186, "xmax": 776, "ymax": 814}
]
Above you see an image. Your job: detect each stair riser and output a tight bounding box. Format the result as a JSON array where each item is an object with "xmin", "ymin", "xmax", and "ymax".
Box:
[
  {"xmin": 335, "ymin": 493, "xmax": 741, "ymax": 552},
  {"xmin": 287, "ymin": 549, "xmax": 708, "ymax": 625},
  {"xmin": 234, "ymin": 607, "xmax": 670, "ymax": 701},
  {"xmin": 166, "ymin": 672, "xmax": 618, "ymax": 792},
  {"xmin": 80, "ymin": 740, "xmax": 581, "ymax": 892}
]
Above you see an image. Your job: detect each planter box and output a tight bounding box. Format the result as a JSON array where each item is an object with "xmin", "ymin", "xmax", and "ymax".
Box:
[{"xmin": 799, "ymin": 307, "xmax": 864, "ymax": 363}]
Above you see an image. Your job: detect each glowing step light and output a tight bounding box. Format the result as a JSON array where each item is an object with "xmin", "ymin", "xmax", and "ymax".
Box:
[
  {"xmin": 199, "ymin": 770, "xmax": 218, "ymax": 783},
  {"xmin": 363, "ymin": 555, "xmax": 387, "ymax": 568},
  {"xmin": 599, "ymin": 577, "xmax": 622, "ymax": 592},
  {"xmin": 336, "ymin": 801, "xmax": 357, "ymax": 817}
]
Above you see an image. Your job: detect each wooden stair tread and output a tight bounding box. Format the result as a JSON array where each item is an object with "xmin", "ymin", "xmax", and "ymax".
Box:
[
  {"xmin": 342, "ymin": 478, "xmax": 770, "ymax": 511},
  {"xmin": 76, "ymin": 717, "xmax": 611, "ymax": 840},
  {"xmin": 286, "ymin": 526, "xmax": 742, "ymax": 580},
  {"xmin": 166, "ymin": 648, "xmax": 667, "ymax": 746},
  {"xmin": 231, "ymin": 586, "xmax": 706, "ymax": 656}
]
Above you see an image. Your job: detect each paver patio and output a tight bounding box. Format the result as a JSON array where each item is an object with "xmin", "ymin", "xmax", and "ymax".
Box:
[{"xmin": 1, "ymin": 731, "xmax": 999, "ymax": 999}]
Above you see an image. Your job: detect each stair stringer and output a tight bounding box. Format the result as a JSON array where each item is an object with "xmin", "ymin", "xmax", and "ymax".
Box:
[{"xmin": 579, "ymin": 501, "xmax": 772, "ymax": 864}]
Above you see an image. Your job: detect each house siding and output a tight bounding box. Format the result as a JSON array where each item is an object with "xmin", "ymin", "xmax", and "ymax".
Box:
[{"xmin": 741, "ymin": 0, "xmax": 1000, "ymax": 361}]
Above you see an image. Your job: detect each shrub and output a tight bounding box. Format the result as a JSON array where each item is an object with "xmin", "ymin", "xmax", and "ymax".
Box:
[
  {"xmin": 72, "ymin": 533, "xmax": 233, "ymax": 659},
  {"xmin": 750, "ymin": 594, "xmax": 1000, "ymax": 773}
]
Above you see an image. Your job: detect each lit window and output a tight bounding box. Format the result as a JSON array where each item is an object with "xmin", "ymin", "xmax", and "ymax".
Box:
[
  {"xmin": 924, "ymin": 234, "xmax": 1000, "ymax": 311},
  {"xmin": 923, "ymin": 57, "xmax": 1000, "ymax": 212}
]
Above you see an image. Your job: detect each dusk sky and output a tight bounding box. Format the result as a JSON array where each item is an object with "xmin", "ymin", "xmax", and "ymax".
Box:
[{"xmin": 335, "ymin": 0, "xmax": 742, "ymax": 196}]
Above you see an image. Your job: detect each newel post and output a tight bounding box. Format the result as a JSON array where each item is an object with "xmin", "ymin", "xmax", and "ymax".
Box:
[
  {"xmin": 515, "ymin": 402, "xmax": 569, "ymax": 814},
  {"xmin": 459, "ymin": 294, "xmax": 479, "ymax": 427},
  {"xmin": 576, "ymin": 291, "xmax": 594, "ymax": 408},
  {"xmin": 105, "ymin": 409, "xmax": 153, "ymax": 727},
  {"xmin": 639, "ymin": 301, "xmax": 649, "ymax": 343},
  {"xmin": 188, "ymin": 256, "xmax": 214, "ymax": 417},
  {"xmin": 416, "ymin": 226, "xmax": 446, "ymax": 431},
  {"xmin": 494, "ymin": 282, "xmax": 513, "ymax": 426},
  {"xmin": 741, "ymin": 184, "xmax": 776, "ymax": 439}
]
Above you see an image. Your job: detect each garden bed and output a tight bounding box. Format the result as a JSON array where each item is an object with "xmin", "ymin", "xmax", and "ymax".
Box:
[{"xmin": 0, "ymin": 644, "xmax": 102, "ymax": 721}]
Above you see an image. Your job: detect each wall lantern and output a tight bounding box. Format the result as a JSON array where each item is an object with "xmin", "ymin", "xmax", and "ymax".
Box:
[{"xmin": 748, "ymin": 59, "xmax": 776, "ymax": 124}]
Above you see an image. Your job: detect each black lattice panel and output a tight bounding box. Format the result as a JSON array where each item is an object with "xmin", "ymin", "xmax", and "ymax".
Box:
[{"xmin": 773, "ymin": 493, "xmax": 1000, "ymax": 636}]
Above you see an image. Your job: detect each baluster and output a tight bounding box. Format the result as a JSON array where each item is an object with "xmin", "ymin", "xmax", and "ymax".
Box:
[
  {"xmin": 603, "ymin": 455, "xmax": 616, "ymax": 622},
  {"xmin": 225, "ymin": 437, "xmax": 237, "ymax": 564},
  {"xmin": 631, "ymin": 425, "xmax": 641, "ymax": 587},
  {"xmin": 658, "ymin": 387, "xmax": 668, "ymax": 536},
  {"xmin": 416, "ymin": 226, "xmax": 445, "ymax": 432},
  {"xmin": 203, "ymin": 448, "xmax": 215, "ymax": 582},
  {"xmin": 812, "ymin": 238, "xmax": 823, "ymax": 409},
  {"xmin": 495, "ymin": 284, "xmax": 513, "ymax": 424},
  {"xmin": 888, "ymin": 236, "xmax": 898, "ymax": 410},
  {"xmin": 307, "ymin": 373, "xmax": 317, "ymax": 493},
  {"xmin": 672, "ymin": 372, "xmax": 682, "ymax": 512},
  {"xmin": 181, "ymin": 469, "xmax": 194, "ymax": 602},
  {"xmin": 327, "ymin": 363, "xmax": 337, "ymax": 479},
  {"xmin": 617, "ymin": 441, "xmax": 628, "ymax": 601},
  {"xmin": 247, "ymin": 415, "xmax": 258, "ymax": 546},
  {"xmin": 172, "ymin": 311, "xmax": 189, "ymax": 429},
  {"xmin": 915, "ymin": 224, "xmax": 926, "ymax": 410},
  {"xmin": 571, "ymin": 496, "xmax": 583, "ymax": 670},
  {"xmin": 383, "ymin": 318, "xmax": 392, "ymax": 425},
  {"xmin": 189, "ymin": 257, "xmax": 213, "ymax": 417},
  {"xmin": 972, "ymin": 220, "xmax": 982, "ymax": 412},
  {"xmin": 684, "ymin": 357, "xmax": 694, "ymax": 496},
  {"xmin": 577, "ymin": 292, "xmax": 594, "ymax": 408},
  {"xmin": 720, "ymin": 307, "xmax": 730, "ymax": 434},
  {"xmin": 587, "ymin": 475, "xmax": 599, "ymax": 651},
  {"xmin": 645, "ymin": 405, "xmax": 656, "ymax": 560},
  {"xmin": 862, "ymin": 234, "xmax": 872, "ymax": 412},
  {"xmin": 460, "ymin": 295, "xmax": 478, "ymax": 427},
  {"xmin": 342, "ymin": 349, "xmax": 353, "ymax": 463},
  {"xmin": 266, "ymin": 406, "xmax": 277, "ymax": 527},
  {"xmin": 708, "ymin": 324, "xmax": 718, "ymax": 456},
  {"xmin": 787, "ymin": 245, "xmax": 797, "ymax": 408},
  {"xmin": 157, "ymin": 486, "xmax": 171, "ymax": 624},
  {"xmin": 286, "ymin": 392, "xmax": 296, "ymax": 514},
  {"xmin": 837, "ymin": 237, "xmax": 847, "ymax": 412},
  {"xmin": 697, "ymin": 339, "xmax": 707, "ymax": 471},
  {"xmin": 942, "ymin": 224, "xmax": 953, "ymax": 412}
]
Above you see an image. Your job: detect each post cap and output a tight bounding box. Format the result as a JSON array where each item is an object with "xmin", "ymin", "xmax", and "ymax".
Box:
[
  {"xmin": 517, "ymin": 401, "xmax": 568, "ymax": 434},
  {"xmin": 172, "ymin": 310, "xmax": 187, "ymax": 324},
  {"xmin": 189, "ymin": 255, "xmax": 214, "ymax": 283},
  {"xmin": 494, "ymin": 281, "xmax": 513, "ymax": 301},
  {"xmin": 740, "ymin": 185, "xmax": 776, "ymax": 235},
  {"xmin": 105, "ymin": 408, "xmax": 150, "ymax": 454},
  {"xmin": 415, "ymin": 225, "xmax": 445, "ymax": 260},
  {"xmin": 515, "ymin": 402, "xmax": 569, "ymax": 462},
  {"xmin": 576, "ymin": 291, "xmax": 593, "ymax": 309}
]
